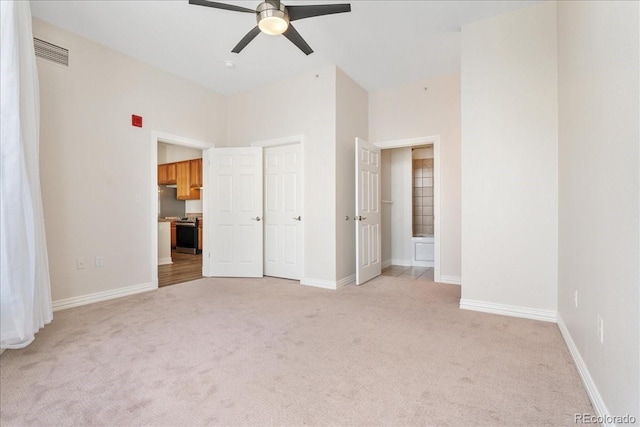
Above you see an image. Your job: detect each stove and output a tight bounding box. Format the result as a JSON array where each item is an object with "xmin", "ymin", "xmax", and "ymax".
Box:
[
  {"xmin": 175, "ymin": 218, "xmax": 200, "ymax": 254},
  {"xmin": 175, "ymin": 217, "xmax": 198, "ymax": 224}
]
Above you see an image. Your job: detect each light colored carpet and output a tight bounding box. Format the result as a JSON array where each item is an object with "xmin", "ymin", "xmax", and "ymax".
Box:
[{"xmin": 1, "ymin": 275, "xmax": 592, "ymax": 426}]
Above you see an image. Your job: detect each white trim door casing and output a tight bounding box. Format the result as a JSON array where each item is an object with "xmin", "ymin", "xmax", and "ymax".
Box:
[
  {"xmin": 263, "ymin": 144, "xmax": 303, "ymax": 280},
  {"xmin": 208, "ymin": 147, "xmax": 263, "ymax": 277},
  {"xmin": 355, "ymin": 137, "xmax": 382, "ymax": 285}
]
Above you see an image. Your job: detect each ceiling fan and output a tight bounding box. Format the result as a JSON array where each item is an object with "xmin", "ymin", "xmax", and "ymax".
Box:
[{"xmin": 189, "ymin": 0, "xmax": 351, "ymax": 55}]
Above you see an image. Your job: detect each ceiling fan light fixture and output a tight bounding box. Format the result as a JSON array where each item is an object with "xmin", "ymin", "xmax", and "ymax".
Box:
[
  {"xmin": 257, "ymin": 2, "xmax": 289, "ymax": 35},
  {"xmin": 259, "ymin": 16, "xmax": 289, "ymax": 35},
  {"xmin": 189, "ymin": 0, "xmax": 352, "ymax": 55}
]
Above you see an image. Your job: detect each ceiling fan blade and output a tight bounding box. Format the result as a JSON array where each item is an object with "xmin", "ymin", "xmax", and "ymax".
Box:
[
  {"xmin": 283, "ymin": 24, "xmax": 313, "ymax": 55},
  {"xmin": 232, "ymin": 26, "xmax": 261, "ymax": 53},
  {"xmin": 287, "ymin": 4, "xmax": 351, "ymax": 22},
  {"xmin": 188, "ymin": 0, "xmax": 256, "ymax": 14}
]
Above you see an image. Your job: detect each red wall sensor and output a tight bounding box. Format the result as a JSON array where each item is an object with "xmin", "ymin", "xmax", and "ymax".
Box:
[{"xmin": 131, "ymin": 115, "xmax": 143, "ymax": 128}]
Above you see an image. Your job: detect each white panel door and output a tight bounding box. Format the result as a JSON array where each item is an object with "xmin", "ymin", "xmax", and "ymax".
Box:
[
  {"xmin": 355, "ymin": 138, "xmax": 381, "ymax": 285},
  {"xmin": 208, "ymin": 147, "xmax": 263, "ymax": 277},
  {"xmin": 263, "ymin": 144, "xmax": 303, "ymax": 280}
]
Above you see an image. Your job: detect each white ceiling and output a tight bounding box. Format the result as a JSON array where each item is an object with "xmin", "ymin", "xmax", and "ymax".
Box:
[{"xmin": 30, "ymin": 0, "xmax": 540, "ymax": 95}]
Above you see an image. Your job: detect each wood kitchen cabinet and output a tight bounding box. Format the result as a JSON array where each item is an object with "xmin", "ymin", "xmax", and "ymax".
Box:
[
  {"xmin": 157, "ymin": 163, "xmax": 177, "ymax": 185},
  {"xmin": 158, "ymin": 164, "xmax": 167, "ymax": 184},
  {"xmin": 176, "ymin": 160, "xmax": 200, "ymax": 200},
  {"xmin": 189, "ymin": 158, "xmax": 203, "ymax": 189},
  {"xmin": 166, "ymin": 163, "xmax": 177, "ymax": 184}
]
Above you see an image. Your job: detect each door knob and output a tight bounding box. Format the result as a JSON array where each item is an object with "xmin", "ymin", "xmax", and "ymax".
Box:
[
  {"xmin": 251, "ymin": 216, "xmax": 261, "ymax": 221},
  {"xmin": 293, "ymin": 216, "xmax": 302, "ymax": 221},
  {"xmin": 354, "ymin": 215, "xmax": 367, "ymax": 221}
]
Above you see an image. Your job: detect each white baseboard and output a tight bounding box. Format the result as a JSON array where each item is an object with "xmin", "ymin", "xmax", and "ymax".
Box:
[
  {"xmin": 557, "ymin": 315, "xmax": 613, "ymax": 426},
  {"xmin": 382, "ymin": 260, "xmax": 392, "ymax": 269},
  {"xmin": 301, "ymin": 278, "xmax": 337, "ymax": 290},
  {"xmin": 413, "ymin": 261, "xmax": 434, "ymax": 268},
  {"xmin": 459, "ymin": 298, "xmax": 557, "ymax": 322},
  {"xmin": 336, "ymin": 274, "xmax": 355, "ymax": 288},
  {"xmin": 439, "ymin": 275, "xmax": 461, "ymax": 285},
  {"xmin": 391, "ymin": 259, "xmax": 412, "ymax": 267},
  {"xmin": 158, "ymin": 257, "xmax": 173, "ymax": 266},
  {"xmin": 53, "ymin": 282, "xmax": 157, "ymax": 311}
]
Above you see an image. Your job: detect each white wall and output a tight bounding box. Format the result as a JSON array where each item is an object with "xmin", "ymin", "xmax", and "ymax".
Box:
[
  {"xmin": 460, "ymin": 2, "xmax": 558, "ymax": 313},
  {"xmin": 413, "ymin": 146, "xmax": 433, "ymax": 159},
  {"xmin": 369, "ymin": 74, "xmax": 461, "ymax": 279},
  {"xmin": 34, "ymin": 19, "xmax": 227, "ymax": 303},
  {"xmin": 557, "ymin": 0, "xmax": 639, "ymax": 419},
  {"xmin": 159, "ymin": 142, "xmax": 202, "ymax": 164},
  {"xmin": 227, "ymin": 66, "xmax": 338, "ymax": 285},
  {"xmin": 390, "ymin": 148, "xmax": 413, "ymax": 265},
  {"xmin": 185, "ymin": 200, "xmax": 202, "ymax": 215},
  {"xmin": 335, "ymin": 68, "xmax": 368, "ymax": 282},
  {"xmin": 157, "ymin": 143, "xmax": 168, "ymax": 164}
]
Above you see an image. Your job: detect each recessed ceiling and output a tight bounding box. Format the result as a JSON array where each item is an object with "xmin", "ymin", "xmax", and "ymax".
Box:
[{"xmin": 29, "ymin": 0, "xmax": 540, "ymax": 95}]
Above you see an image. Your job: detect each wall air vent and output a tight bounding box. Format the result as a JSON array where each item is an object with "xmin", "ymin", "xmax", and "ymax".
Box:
[{"xmin": 34, "ymin": 38, "xmax": 69, "ymax": 67}]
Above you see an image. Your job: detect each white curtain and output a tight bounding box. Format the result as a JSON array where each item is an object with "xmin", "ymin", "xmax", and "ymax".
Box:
[{"xmin": 1, "ymin": 0, "xmax": 53, "ymax": 349}]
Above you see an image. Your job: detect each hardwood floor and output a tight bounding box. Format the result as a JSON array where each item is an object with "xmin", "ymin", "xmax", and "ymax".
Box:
[
  {"xmin": 159, "ymin": 259, "xmax": 430, "ymax": 288},
  {"xmin": 158, "ymin": 251, "xmax": 202, "ymax": 287}
]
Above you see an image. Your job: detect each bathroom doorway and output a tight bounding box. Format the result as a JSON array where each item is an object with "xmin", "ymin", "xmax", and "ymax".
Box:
[
  {"xmin": 376, "ymin": 136, "xmax": 441, "ymax": 282},
  {"xmin": 410, "ymin": 145, "xmax": 435, "ymax": 268}
]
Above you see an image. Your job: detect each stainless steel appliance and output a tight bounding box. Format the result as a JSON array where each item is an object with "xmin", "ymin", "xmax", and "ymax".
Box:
[{"xmin": 175, "ymin": 218, "xmax": 200, "ymax": 254}]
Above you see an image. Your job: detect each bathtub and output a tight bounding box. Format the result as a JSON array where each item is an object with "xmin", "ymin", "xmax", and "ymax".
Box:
[{"xmin": 412, "ymin": 235, "xmax": 434, "ymax": 267}]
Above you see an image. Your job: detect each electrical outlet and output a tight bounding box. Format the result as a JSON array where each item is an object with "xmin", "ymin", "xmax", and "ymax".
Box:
[
  {"xmin": 95, "ymin": 256, "xmax": 103, "ymax": 267},
  {"xmin": 574, "ymin": 290, "xmax": 578, "ymax": 308},
  {"xmin": 76, "ymin": 258, "xmax": 86, "ymax": 270},
  {"xmin": 597, "ymin": 315, "xmax": 604, "ymax": 344}
]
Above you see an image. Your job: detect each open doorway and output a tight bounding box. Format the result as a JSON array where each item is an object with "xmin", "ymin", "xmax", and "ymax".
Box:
[
  {"xmin": 376, "ymin": 136, "xmax": 441, "ymax": 283},
  {"xmin": 157, "ymin": 142, "xmax": 204, "ymax": 287},
  {"xmin": 149, "ymin": 131, "xmax": 214, "ymax": 289}
]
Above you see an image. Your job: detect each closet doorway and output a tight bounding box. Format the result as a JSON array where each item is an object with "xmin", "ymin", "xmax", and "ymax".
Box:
[
  {"xmin": 252, "ymin": 136, "xmax": 304, "ymax": 281},
  {"xmin": 204, "ymin": 137, "xmax": 305, "ymax": 281}
]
